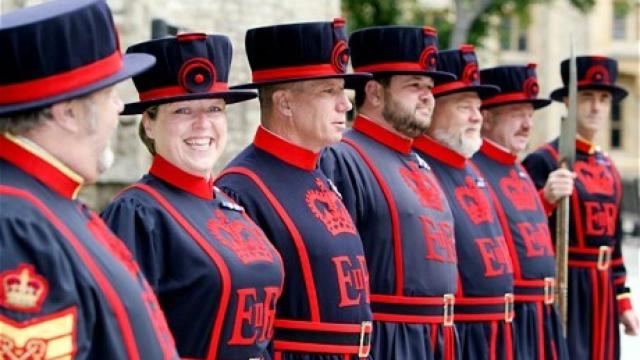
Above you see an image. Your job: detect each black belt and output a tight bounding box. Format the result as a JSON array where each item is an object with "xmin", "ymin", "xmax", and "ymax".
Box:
[
  {"xmin": 513, "ymin": 278, "xmax": 555, "ymax": 304},
  {"xmin": 370, "ymin": 293, "xmax": 455, "ymax": 326},
  {"xmin": 272, "ymin": 319, "xmax": 372, "ymax": 358}
]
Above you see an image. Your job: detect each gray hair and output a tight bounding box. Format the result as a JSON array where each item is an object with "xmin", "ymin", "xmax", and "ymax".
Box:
[{"xmin": 0, "ymin": 94, "xmax": 97, "ymax": 135}]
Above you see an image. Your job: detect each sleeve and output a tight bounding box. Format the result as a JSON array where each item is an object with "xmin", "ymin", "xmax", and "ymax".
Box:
[
  {"xmin": 610, "ymin": 164, "xmax": 632, "ymax": 313},
  {"xmin": 318, "ymin": 145, "xmax": 369, "ymax": 227},
  {"xmin": 0, "ymin": 206, "xmax": 98, "ymax": 359},
  {"xmin": 522, "ymin": 150, "xmax": 558, "ymax": 215},
  {"xmin": 100, "ymin": 194, "xmax": 164, "ymax": 292}
]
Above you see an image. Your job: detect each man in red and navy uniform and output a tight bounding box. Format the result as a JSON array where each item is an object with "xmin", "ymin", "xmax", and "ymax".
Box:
[
  {"xmin": 319, "ymin": 26, "xmax": 459, "ymax": 360},
  {"xmin": 0, "ymin": 1, "xmax": 178, "ymax": 359},
  {"xmin": 101, "ymin": 34, "xmax": 285, "ymax": 359},
  {"xmin": 215, "ymin": 20, "xmax": 374, "ymax": 360},
  {"xmin": 413, "ymin": 45, "xmax": 517, "ymax": 360},
  {"xmin": 523, "ymin": 56, "xmax": 639, "ymax": 360},
  {"xmin": 472, "ymin": 64, "xmax": 571, "ymax": 359}
]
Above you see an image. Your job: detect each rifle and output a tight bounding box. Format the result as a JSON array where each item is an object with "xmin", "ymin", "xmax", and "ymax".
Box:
[{"xmin": 555, "ymin": 39, "xmax": 577, "ymax": 335}]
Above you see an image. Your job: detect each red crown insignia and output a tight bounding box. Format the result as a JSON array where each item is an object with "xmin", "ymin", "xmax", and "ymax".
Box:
[
  {"xmin": 575, "ymin": 157, "xmax": 615, "ymax": 196},
  {"xmin": 400, "ymin": 162, "xmax": 444, "ymax": 211},
  {"xmin": 455, "ymin": 176, "xmax": 494, "ymax": 224},
  {"xmin": 499, "ymin": 169, "xmax": 537, "ymax": 211},
  {"xmin": 207, "ymin": 209, "xmax": 274, "ymax": 264},
  {"xmin": 305, "ymin": 178, "xmax": 357, "ymax": 236},
  {"xmin": 0, "ymin": 264, "xmax": 48, "ymax": 313},
  {"xmin": 419, "ymin": 45, "xmax": 438, "ymax": 72}
]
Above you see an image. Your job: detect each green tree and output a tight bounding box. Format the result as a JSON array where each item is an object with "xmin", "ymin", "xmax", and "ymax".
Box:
[{"xmin": 342, "ymin": 0, "xmax": 599, "ymax": 49}]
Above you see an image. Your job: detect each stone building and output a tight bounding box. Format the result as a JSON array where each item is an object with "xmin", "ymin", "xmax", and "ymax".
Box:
[
  {"xmin": 1, "ymin": 0, "xmax": 341, "ymax": 210},
  {"xmin": 2, "ymin": 0, "xmax": 638, "ymax": 211}
]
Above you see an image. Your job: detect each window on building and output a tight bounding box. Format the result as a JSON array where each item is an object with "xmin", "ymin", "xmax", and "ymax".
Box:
[
  {"xmin": 611, "ymin": 102, "xmax": 622, "ymax": 149},
  {"xmin": 499, "ymin": 16, "xmax": 528, "ymax": 52},
  {"xmin": 612, "ymin": 1, "xmax": 629, "ymax": 40},
  {"xmin": 613, "ymin": 12, "xmax": 627, "ymax": 39}
]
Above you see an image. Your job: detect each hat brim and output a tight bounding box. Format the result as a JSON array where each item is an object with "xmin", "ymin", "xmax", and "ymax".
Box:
[
  {"xmin": 549, "ymin": 84, "xmax": 628, "ymax": 103},
  {"xmin": 482, "ymin": 98, "xmax": 552, "ymax": 110},
  {"xmin": 0, "ymin": 53, "xmax": 156, "ymax": 117},
  {"xmin": 434, "ymin": 84, "xmax": 501, "ymax": 100},
  {"xmin": 122, "ymin": 90, "xmax": 257, "ymax": 115},
  {"xmin": 230, "ymin": 73, "xmax": 372, "ymax": 90}
]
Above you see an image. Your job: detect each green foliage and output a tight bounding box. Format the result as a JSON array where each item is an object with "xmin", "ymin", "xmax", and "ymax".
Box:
[{"xmin": 342, "ymin": 0, "xmax": 598, "ymax": 48}]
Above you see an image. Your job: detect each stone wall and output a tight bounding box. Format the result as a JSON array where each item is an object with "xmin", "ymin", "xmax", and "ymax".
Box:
[{"xmin": 1, "ymin": 0, "xmax": 341, "ymax": 210}]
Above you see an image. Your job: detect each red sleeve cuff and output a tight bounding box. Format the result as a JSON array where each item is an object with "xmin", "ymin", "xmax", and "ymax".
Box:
[
  {"xmin": 539, "ymin": 189, "xmax": 556, "ymax": 215},
  {"xmin": 618, "ymin": 296, "xmax": 633, "ymax": 314}
]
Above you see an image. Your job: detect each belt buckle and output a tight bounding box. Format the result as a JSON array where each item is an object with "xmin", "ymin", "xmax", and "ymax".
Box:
[
  {"xmin": 504, "ymin": 293, "xmax": 514, "ymax": 323},
  {"xmin": 543, "ymin": 277, "xmax": 555, "ymax": 305},
  {"xmin": 597, "ymin": 245, "xmax": 612, "ymax": 271},
  {"xmin": 443, "ymin": 294, "xmax": 455, "ymax": 327},
  {"xmin": 358, "ymin": 321, "xmax": 372, "ymax": 358}
]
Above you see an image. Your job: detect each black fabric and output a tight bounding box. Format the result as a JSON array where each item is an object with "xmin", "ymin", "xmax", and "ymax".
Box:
[{"xmin": 480, "ymin": 65, "xmax": 552, "ymax": 109}]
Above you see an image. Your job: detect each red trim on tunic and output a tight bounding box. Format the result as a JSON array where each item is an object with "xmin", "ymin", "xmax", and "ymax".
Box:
[
  {"xmin": 253, "ymin": 126, "xmax": 319, "ymax": 171},
  {"xmin": 0, "ymin": 135, "xmax": 82, "ymax": 199},
  {"xmin": 0, "ymin": 186, "xmax": 141, "ymax": 360},
  {"xmin": 413, "ymin": 135, "xmax": 466, "ymax": 169},
  {"xmin": 0, "ymin": 51, "xmax": 122, "ymax": 104},
  {"xmin": 217, "ymin": 167, "xmax": 321, "ymax": 321},
  {"xmin": 128, "ymin": 183, "xmax": 231, "ymax": 360},
  {"xmin": 341, "ymin": 138, "xmax": 405, "ymax": 296},
  {"xmin": 479, "ymin": 139, "xmax": 517, "ymax": 165},
  {"xmin": 352, "ymin": 114, "xmax": 413, "ymax": 155},
  {"xmin": 149, "ymin": 155, "xmax": 214, "ymax": 200},
  {"xmin": 536, "ymin": 302, "xmax": 545, "ymax": 360},
  {"xmin": 490, "ymin": 321, "xmax": 498, "ymax": 360}
]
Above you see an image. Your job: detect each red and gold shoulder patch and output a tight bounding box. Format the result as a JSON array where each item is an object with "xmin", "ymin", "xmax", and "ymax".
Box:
[
  {"xmin": 0, "ymin": 307, "xmax": 77, "ymax": 359},
  {"xmin": 0, "ymin": 264, "xmax": 49, "ymax": 313}
]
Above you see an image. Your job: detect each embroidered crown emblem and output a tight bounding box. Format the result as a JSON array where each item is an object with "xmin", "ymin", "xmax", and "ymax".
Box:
[
  {"xmin": 575, "ymin": 157, "xmax": 614, "ymax": 196},
  {"xmin": 305, "ymin": 178, "xmax": 357, "ymax": 236},
  {"xmin": 207, "ymin": 209, "xmax": 274, "ymax": 264},
  {"xmin": 455, "ymin": 176, "xmax": 494, "ymax": 224},
  {"xmin": 499, "ymin": 169, "xmax": 537, "ymax": 211},
  {"xmin": 0, "ymin": 264, "xmax": 48, "ymax": 312},
  {"xmin": 400, "ymin": 162, "xmax": 443, "ymax": 211}
]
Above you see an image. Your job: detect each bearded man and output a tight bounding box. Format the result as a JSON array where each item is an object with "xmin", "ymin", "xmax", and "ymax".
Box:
[{"xmin": 320, "ymin": 26, "xmax": 460, "ymax": 360}]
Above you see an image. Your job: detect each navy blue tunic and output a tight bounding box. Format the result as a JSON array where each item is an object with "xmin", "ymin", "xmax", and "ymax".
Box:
[
  {"xmin": 414, "ymin": 135, "xmax": 515, "ymax": 360},
  {"xmin": 215, "ymin": 126, "xmax": 373, "ymax": 360},
  {"xmin": 102, "ymin": 155, "xmax": 285, "ymax": 360},
  {"xmin": 319, "ymin": 115, "xmax": 458, "ymax": 360},
  {"xmin": 472, "ymin": 139, "xmax": 569, "ymax": 360},
  {"xmin": 522, "ymin": 137, "xmax": 631, "ymax": 360},
  {"xmin": 0, "ymin": 134, "xmax": 178, "ymax": 360}
]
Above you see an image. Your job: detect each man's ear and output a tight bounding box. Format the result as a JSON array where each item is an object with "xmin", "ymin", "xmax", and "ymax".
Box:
[
  {"xmin": 141, "ymin": 112, "xmax": 155, "ymax": 139},
  {"xmin": 273, "ymin": 89, "xmax": 293, "ymax": 117},
  {"xmin": 481, "ymin": 109, "xmax": 493, "ymax": 132},
  {"xmin": 364, "ymin": 80, "xmax": 384, "ymax": 107},
  {"xmin": 49, "ymin": 100, "xmax": 82, "ymax": 133}
]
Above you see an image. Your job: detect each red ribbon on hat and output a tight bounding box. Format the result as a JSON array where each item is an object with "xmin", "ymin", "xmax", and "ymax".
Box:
[
  {"xmin": 139, "ymin": 83, "xmax": 230, "ymax": 101},
  {"xmin": 0, "ymin": 51, "xmax": 123, "ymax": 105},
  {"xmin": 251, "ymin": 64, "xmax": 342, "ymax": 83}
]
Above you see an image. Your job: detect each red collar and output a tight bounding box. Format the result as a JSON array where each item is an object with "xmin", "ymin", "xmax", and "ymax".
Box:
[
  {"xmin": 576, "ymin": 137, "xmax": 597, "ymax": 155},
  {"xmin": 413, "ymin": 135, "xmax": 467, "ymax": 169},
  {"xmin": 352, "ymin": 114, "xmax": 413, "ymax": 155},
  {"xmin": 253, "ymin": 125, "xmax": 319, "ymax": 171},
  {"xmin": 149, "ymin": 155, "xmax": 214, "ymax": 200},
  {"xmin": 0, "ymin": 134, "xmax": 83, "ymax": 199},
  {"xmin": 479, "ymin": 139, "xmax": 517, "ymax": 165}
]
